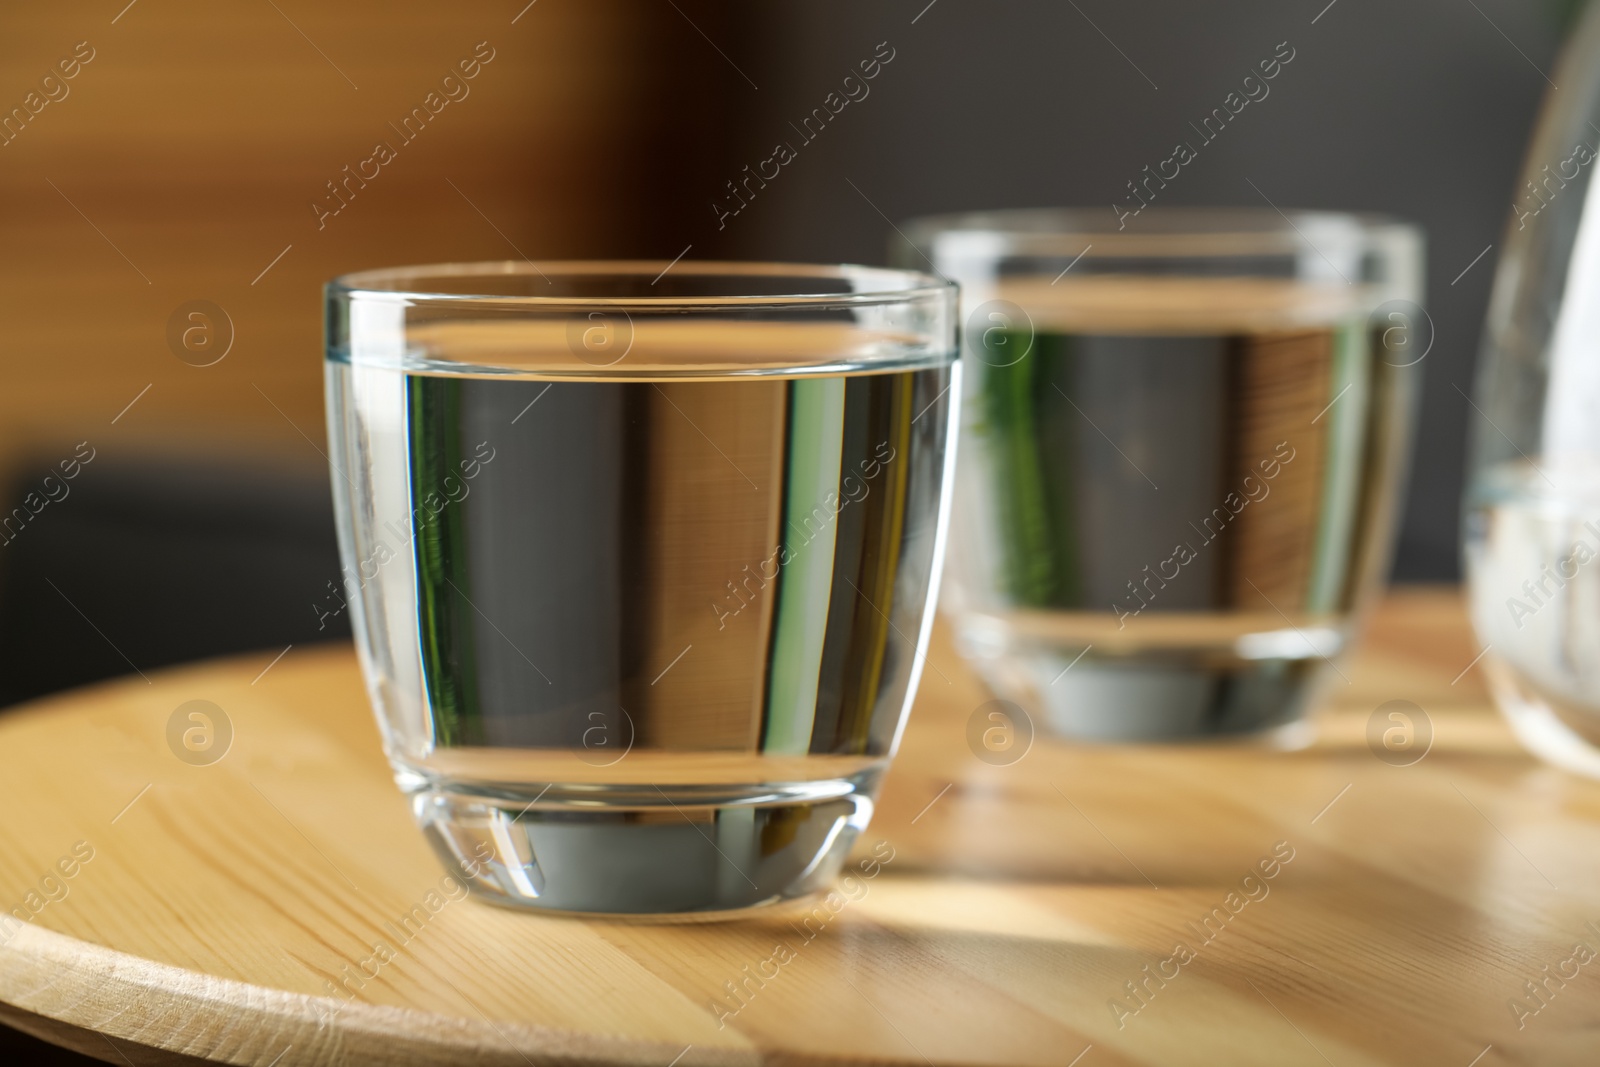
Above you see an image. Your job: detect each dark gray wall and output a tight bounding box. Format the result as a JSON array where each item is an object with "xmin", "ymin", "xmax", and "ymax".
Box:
[{"xmin": 669, "ymin": 0, "xmax": 1575, "ymax": 581}]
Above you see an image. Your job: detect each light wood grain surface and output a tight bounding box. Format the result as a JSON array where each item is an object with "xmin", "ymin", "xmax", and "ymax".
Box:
[{"xmin": 0, "ymin": 588, "xmax": 1597, "ymax": 1066}]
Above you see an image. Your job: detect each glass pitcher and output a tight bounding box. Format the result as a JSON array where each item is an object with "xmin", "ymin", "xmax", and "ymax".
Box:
[{"xmin": 1466, "ymin": 1, "xmax": 1600, "ymax": 776}]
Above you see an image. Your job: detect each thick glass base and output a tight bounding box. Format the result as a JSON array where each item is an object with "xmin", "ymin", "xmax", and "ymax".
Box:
[
  {"xmin": 403, "ymin": 770, "xmax": 881, "ymax": 915},
  {"xmin": 959, "ymin": 617, "xmax": 1334, "ymax": 743}
]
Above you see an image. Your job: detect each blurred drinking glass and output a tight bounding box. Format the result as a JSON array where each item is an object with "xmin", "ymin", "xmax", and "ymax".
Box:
[
  {"xmin": 326, "ymin": 262, "xmax": 958, "ymax": 913},
  {"xmin": 899, "ymin": 209, "xmax": 1422, "ymax": 742}
]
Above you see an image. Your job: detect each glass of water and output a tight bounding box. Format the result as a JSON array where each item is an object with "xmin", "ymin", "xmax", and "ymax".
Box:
[
  {"xmin": 325, "ymin": 261, "xmax": 957, "ymax": 914},
  {"xmin": 898, "ymin": 209, "xmax": 1423, "ymax": 743}
]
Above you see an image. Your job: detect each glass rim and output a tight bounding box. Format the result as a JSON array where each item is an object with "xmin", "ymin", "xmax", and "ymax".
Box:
[
  {"xmin": 329, "ymin": 259, "xmax": 953, "ymax": 310},
  {"xmin": 900, "ymin": 206, "xmax": 1421, "ymax": 258}
]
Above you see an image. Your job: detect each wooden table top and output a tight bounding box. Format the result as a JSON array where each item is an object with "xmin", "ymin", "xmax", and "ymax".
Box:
[{"xmin": 1, "ymin": 588, "xmax": 1596, "ymax": 1066}]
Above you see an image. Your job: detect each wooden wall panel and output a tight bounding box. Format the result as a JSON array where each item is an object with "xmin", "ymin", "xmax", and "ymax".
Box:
[{"xmin": 0, "ymin": 0, "xmax": 676, "ymax": 479}]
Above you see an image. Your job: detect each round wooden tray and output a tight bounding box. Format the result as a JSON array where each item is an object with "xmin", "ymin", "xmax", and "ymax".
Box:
[{"xmin": 0, "ymin": 592, "xmax": 1595, "ymax": 1066}]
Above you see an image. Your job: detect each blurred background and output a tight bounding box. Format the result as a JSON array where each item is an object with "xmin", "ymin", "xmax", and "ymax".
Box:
[
  {"xmin": 0, "ymin": 0, "xmax": 1579, "ymax": 698},
  {"xmin": 0, "ymin": 0, "xmax": 1584, "ymax": 1058}
]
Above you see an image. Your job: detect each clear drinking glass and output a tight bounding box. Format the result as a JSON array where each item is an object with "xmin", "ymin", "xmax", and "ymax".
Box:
[
  {"xmin": 324, "ymin": 261, "xmax": 958, "ymax": 914},
  {"xmin": 1466, "ymin": 1, "xmax": 1600, "ymax": 778},
  {"xmin": 898, "ymin": 209, "xmax": 1422, "ymax": 742}
]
